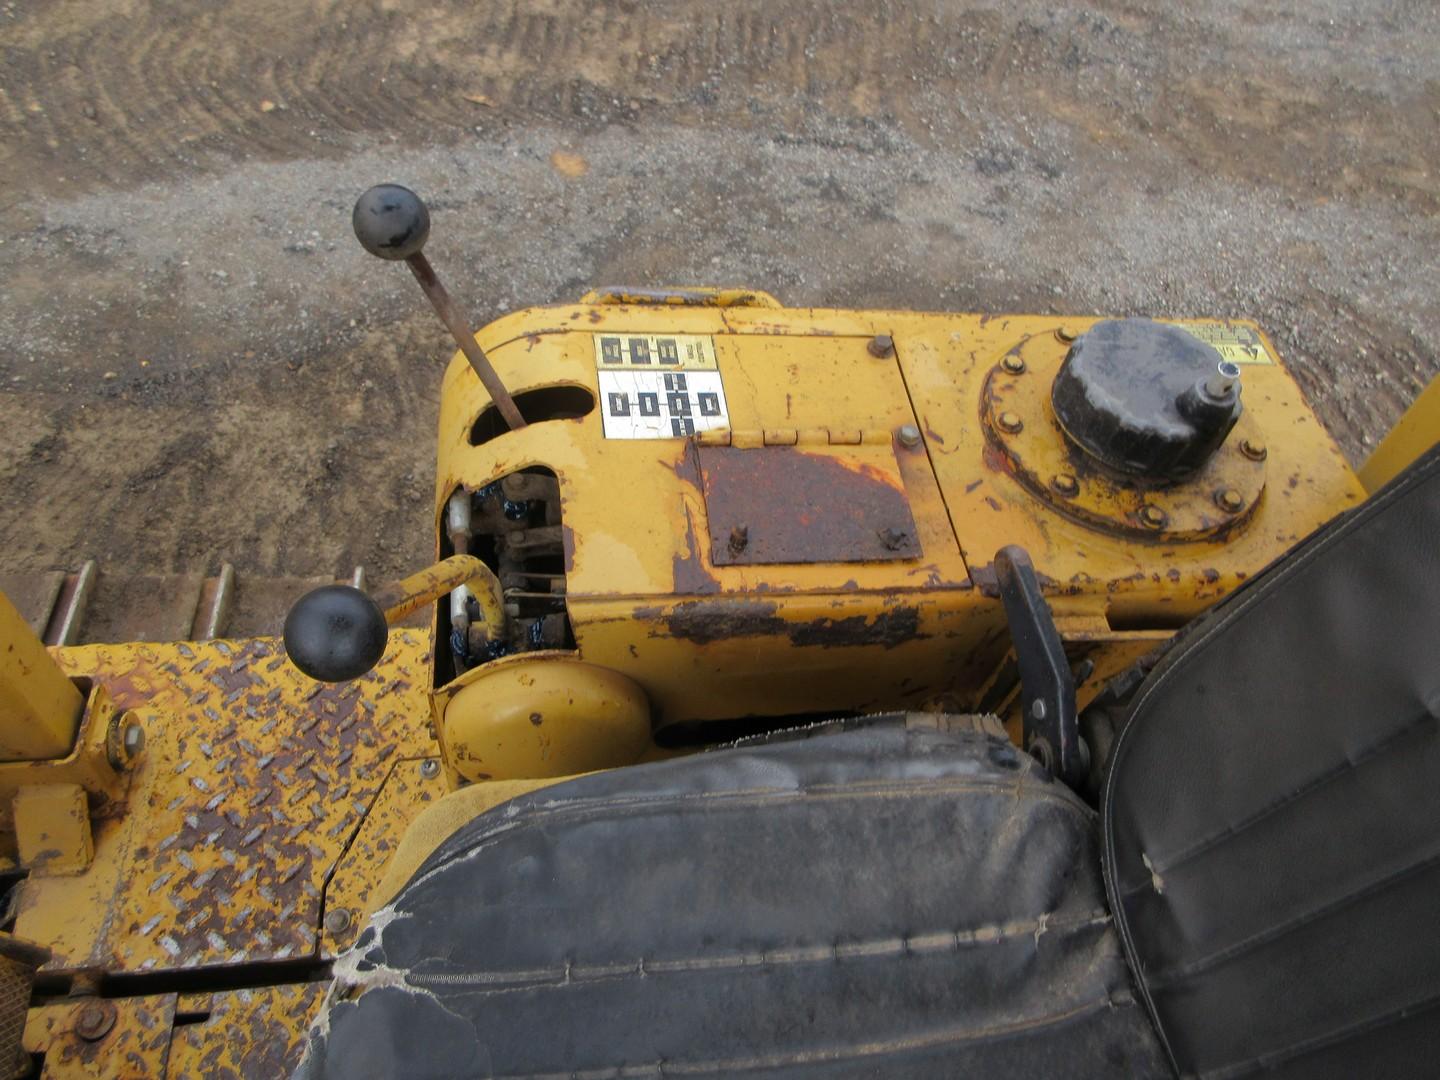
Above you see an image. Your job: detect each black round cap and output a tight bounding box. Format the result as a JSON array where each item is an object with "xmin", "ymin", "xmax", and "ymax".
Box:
[
  {"xmin": 283, "ymin": 585, "xmax": 388, "ymax": 682},
  {"xmin": 1051, "ymin": 318, "xmax": 1242, "ymax": 480},
  {"xmin": 352, "ymin": 184, "xmax": 430, "ymax": 261}
]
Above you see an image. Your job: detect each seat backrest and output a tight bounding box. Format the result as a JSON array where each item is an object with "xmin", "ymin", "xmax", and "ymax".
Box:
[{"xmin": 1103, "ymin": 444, "xmax": 1440, "ymax": 1077}]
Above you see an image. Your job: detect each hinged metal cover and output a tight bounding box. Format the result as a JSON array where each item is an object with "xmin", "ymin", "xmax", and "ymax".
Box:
[{"xmin": 697, "ymin": 443, "xmax": 921, "ymax": 565}]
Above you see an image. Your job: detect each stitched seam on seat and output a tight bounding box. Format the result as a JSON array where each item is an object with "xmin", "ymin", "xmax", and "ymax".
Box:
[
  {"xmin": 404, "ymin": 910, "xmax": 1115, "ymax": 993},
  {"xmin": 486, "ymin": 992, "xmax": 1129, "ymax": 1078},
  {"xmin": 1121, "ymin": 707, "xmax": 1437, "ymax": 891},
  {"xmin": 1143, "ymin": 838, "xmax": 1440, "ymax": 988},
  {"xmin": 1196, "ymin": 984, "xmax": 1440, "ymax": 1080}
]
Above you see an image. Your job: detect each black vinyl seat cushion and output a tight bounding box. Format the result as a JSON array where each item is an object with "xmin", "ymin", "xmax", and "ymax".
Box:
[
  {"xmin": 299, "ymin": 719, "xmax": 1167, "ymax": 1077},
  {"xmin": 1104, "ymin": 443, "xmax": 1440, "ymax": 1078}
]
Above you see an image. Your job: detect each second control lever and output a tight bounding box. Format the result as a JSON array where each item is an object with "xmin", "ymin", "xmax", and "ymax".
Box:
[{"xmin": 283, "ymin": 555, "xmax": 506, "ymax": 682}]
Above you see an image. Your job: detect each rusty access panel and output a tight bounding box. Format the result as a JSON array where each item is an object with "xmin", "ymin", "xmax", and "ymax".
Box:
[{"xmin": 698, "ymin": 443, "xmax": 922, "ymax": 565}]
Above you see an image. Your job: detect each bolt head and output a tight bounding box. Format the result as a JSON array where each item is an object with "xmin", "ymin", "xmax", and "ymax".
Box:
[
  {"xmin": 867, "ymin": 334, "xmax": 895, "ymax": 358},
  {"xmin": 123, "ymin": 722, "xmax": 145, "ymax": 758},
  {"xmin": 997, "ymin": 411, "xmax": 1024, "ymax": 434},
  {"xmin": 1056, "ymin": 325, "xmax": 1079, "ymax": 343},
  {"xmin": 1051, "ymin": 473, "xmax": 1079, "ymax": 497},
  {"xmin": 1240, "ymin": 438, "xmax": 1268, "ymax": 462},
  {"xmin": 1215, "ymin": 488, "xmax": 1245, "ymax": 513},
  {"xmin": 728, "ymin": 525, "xmax": 750, "ymax": 553},
  {"xmin": 420, "ymin": 758, "xmax": 441, "ymax": 780},
  {"xmin": 1139, "ymin": 504, "xmax": 1169, "ymax": 529},
  {"xmin": 323, "ymin": 908, "xmax": 352, "ymax": 935},
  {"xmin": 897, "ymin": 424, "xmax": 922, "ymax": 448},
  {"xmin": 1001, "ymin": 354, "xmax": 1026, "ymax": 375},
  {"xmin": 75, "ymin": 1001, "xmax": 116, "ymax": 1042}
]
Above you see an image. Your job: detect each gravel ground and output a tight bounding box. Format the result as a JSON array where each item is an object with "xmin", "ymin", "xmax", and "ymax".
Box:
[{"xmin": 1, "ymin": 0, "xmax": 1437, "ymax": 584}]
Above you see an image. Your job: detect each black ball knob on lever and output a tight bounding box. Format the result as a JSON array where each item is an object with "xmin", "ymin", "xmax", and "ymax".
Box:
[
  {"xmin": 282, "ymin": 555, "xmax": 509, "ymax": 683},
  {"xmin": 352, "ymin": 183, "xmax": 526, "ymax": 431},
  {"xmin": 282, "ymin": 585, "xmax": 388, "ymax": 683},
  {"xmin": 352, "ymin": 184, "xmax": 431, "ymax": 261}
]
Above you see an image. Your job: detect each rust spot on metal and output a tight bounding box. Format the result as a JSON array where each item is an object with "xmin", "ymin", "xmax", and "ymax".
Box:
[
  {"xmin": 652, "ymin": 600, "xmax": 925, "ymax": 650},
  {"xmin": 529, "ymin": 712, "xmax": 543, "ymax": 726},
  {"xmin": 562, "ymin": 523, "xmax": 576, "ymax": 574},
  {"xmin": 654, "ymin": 600, "xmax": 788, "ymax": 645},
  {"xmin": 697, "ymin": 444, "xmax": 921, "ymax": 565},
  {"xmin": 788, "ymin": 608, "xmax": 923, "ymax": 649}
]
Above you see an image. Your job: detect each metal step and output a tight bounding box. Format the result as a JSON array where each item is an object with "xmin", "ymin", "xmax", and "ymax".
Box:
[{"xmin": 0, "ymin": 563, "xmax": 369, "ymax": 645}]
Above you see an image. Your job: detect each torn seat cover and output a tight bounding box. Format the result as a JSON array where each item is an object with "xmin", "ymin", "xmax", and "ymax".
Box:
[{"xmin": 299, "ymin": 720, "xmax": 1165, "ymax": 1077}]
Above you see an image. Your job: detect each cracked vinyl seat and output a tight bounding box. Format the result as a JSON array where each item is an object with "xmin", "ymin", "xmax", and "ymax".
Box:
[{"xmin": 298, "ymin": 716, "xmax": 1168, "ymax": 1078}]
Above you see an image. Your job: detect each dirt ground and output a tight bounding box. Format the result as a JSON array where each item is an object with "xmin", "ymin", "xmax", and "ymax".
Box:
[{"xmin": 1, "ymin": 0, "xmax": 1438, "ymax": 588}]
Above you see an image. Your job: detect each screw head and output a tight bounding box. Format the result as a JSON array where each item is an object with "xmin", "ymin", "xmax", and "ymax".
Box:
[
  {"xmin": 997, "ymin": 411, "xmax": 1024, "ymax": 435},
  {"xmin": 897, "ymin": 424, "xmax": 922, "ymax": 448},
  {"xmin": 1215, "ymin": 488, "xmax": 1245, "ymax": 514},
  {"xmin": 1051, "ymin": 473, "xmax": 1079, "ymax": 497},
  {"xmin": 420, "ymin": 758, "xmax": 441, "ymax": 780},
  {"xmin": 75, "ymin": 1001, "xmax": 116, "ymax": 1042},
  {"xmin": 1139, "ymin": 504, "xmax": 1169, "ymax": 530},
  {"xmin": 323, "ymin": 908, "xmax": 352, "ymax": 935},
  {"xmin": 1240, "ymin": 438, "xmax": 1268, "ymax": 462},
  {"xmin": 1000, "ymin": 354, "xmax": 1026, "ymax": 375},
  {"xmin": 867, "ymin": 333, "xmax": 895, "ymax": 358}
]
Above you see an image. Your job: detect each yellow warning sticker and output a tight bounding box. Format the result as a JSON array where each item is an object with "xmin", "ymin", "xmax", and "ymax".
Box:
[
  {"xmin": 593, "ymin": 333, "xmax": 718, "ymax": 370},
  {"xmin": 1172, "ymin": 321, "xmax": 1275, "ymax": 366}
]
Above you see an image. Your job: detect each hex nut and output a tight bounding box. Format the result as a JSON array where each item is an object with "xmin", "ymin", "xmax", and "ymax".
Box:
[
  {"xmin": 107, "ymin": 714, "xmax": 145, "ymax": 770},
  {"xmin": 420, "ymin": 759, "xmax": 441, "ymax": 780},
  {"xmin": 1001, "ymin": 354, "xmax": 1026, "ymax": 375},
  {"xmin": 997, "ymin": 411, "xmax": 1024, "ymax": 435},
  {"xmin": 867, "ymin": 334, "xmax": 895, "ymax": 358},
  {"xmin": 1139, "ymin": 504, "xmax": 1169, "ymax": 529},
  {"xmin": 1240, "ymin": 438, "xmax": 1268, "ymax": 462},
  {"xmin": 897, "ymin": 424, "xmax": 922, "ymax": 448}
]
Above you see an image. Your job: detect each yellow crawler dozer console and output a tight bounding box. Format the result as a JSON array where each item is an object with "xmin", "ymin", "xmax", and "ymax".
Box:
[{"xmin": 2, "ymin": 184, "xmax": 1425, "ymax": 1077}]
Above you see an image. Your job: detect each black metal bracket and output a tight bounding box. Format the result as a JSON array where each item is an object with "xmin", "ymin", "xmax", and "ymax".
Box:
[{"xmin": 994, "ymin": 545, "xmax": 1088, "ymax": 788}]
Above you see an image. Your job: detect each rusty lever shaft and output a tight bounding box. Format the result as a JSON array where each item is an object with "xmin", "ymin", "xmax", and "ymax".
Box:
[{"xmin": 405, "ymin": 253, "xmax": 526, "ymax": 431}]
